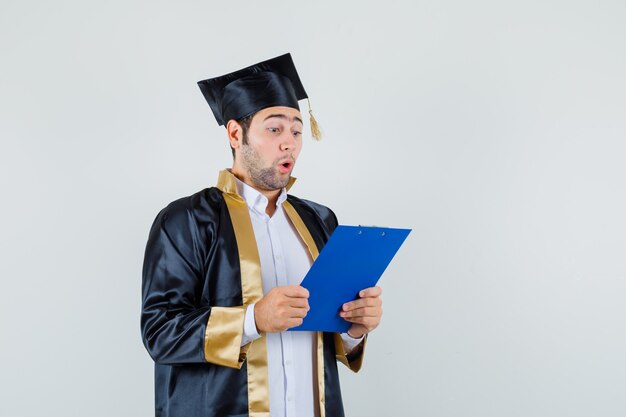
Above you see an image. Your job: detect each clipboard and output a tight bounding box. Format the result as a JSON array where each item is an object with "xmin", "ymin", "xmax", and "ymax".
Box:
[{"xmin": 289, "ymin": 225, "xmax": 411, "ymax": 332}]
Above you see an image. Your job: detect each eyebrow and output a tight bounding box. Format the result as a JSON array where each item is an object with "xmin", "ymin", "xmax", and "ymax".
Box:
[{"xmin": 263, "ymin": 114, "xmax": 303, "ymax": 125}]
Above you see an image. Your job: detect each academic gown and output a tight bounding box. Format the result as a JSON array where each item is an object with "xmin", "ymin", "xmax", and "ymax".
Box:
[{"xmin": 141, "ymin": 170, "xmax": 365, "ymax": 417}]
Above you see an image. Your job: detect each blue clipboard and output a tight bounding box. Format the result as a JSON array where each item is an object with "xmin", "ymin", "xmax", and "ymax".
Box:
[{"xmin": 289, "ymin": 225, "xmax": 411, "ymax": 332}]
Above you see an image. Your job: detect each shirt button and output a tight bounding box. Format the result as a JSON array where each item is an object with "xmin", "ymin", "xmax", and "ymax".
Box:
[{"xmin": 287, "ymin": 396, "xmax": 293, "ymax": 402}]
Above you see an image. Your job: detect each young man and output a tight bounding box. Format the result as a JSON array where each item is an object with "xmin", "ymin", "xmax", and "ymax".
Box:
[{"xmin": 141, "ymin": 53, "xmax": 383, "ymax": 417}]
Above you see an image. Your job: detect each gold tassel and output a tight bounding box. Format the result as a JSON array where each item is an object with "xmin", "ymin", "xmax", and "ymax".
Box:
[{"xmin": 307, "ymin": 98, "xmax": 322, "ymax": 141}]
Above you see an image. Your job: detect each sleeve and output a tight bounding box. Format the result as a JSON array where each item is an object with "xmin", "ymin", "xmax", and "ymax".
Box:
[
  {"xmin": 241, "ymin": 303, "xmax": 262, "ymax": 346},
  {"xmin": 333, "ymin": 333, "xmax": 367, "ymax": 373},
  {"xmin": 140, "ymin": 204, "xmax": 249, "ymax": 369},
  {"xmin": 340, "ymin": 332, "xmax": 364, "ymax": 353}
]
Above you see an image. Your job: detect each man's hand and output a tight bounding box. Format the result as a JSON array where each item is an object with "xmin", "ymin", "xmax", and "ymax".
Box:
[
  {"xmin": 339, "ymin": 286, "xmax": 383, "ymax": 339},
  {"xmin": 254, "ymin": 285, "xmax": 310, "ymax": 333}
]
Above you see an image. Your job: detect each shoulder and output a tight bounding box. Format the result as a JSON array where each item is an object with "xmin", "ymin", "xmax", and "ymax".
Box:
[
  {"xmin": 150, "ymin": 187, "xmax": 224, "ymax": 235},
  {"xmin": 288, "ymin": 195, "xmax": 336, "ymax": 219},
  {"xmin": 287, "ymin": 194, "xmax": 339, "ymax": 232}
]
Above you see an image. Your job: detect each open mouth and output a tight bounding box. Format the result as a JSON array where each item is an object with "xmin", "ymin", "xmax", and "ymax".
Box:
[{"xmin": 278, "ymin": 160, "xmax": 293, "ymax": 173}]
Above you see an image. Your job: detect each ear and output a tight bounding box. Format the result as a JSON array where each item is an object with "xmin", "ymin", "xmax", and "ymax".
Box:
[{"xmin": 226, "ymin": 120, "xmax": 243, "ymax": 152}]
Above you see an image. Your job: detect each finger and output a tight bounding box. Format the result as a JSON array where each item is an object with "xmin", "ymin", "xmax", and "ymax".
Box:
[
  {"xmin": 340, "ymin": 307, "xmax": 381, "ymax": 318},
  {"xmin": 283, "ymin": 285, "xmax": 310, "ymax": 298},
  {"xmin": 288, "ymin": 298, "xmax": 310, "ymax": 309},
  {"xmin": 288, "ymin": 307, "xmax": 309, "ymax": 319},
  {"xmin": 358, "ymin": 286, "xmax": 382, "ymax": 298},
  {"xmin": 340, "ymin": 306, "xmax": 381, "ymax": 318},
  {"xmin": 342, "ymin": 297, "xmax": 381, "ymax": 311},
  {"xmin": 341, "ymin": 316, "xmax": 380, "ymax": 328},
  {"xmin": 285, "ymin": 317, "xmax": 304, "ymax": 329}
]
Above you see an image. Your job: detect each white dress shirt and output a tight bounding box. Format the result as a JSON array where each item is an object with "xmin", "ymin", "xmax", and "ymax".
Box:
[{"xmin": 234, "ymin": 177, "xmax": 362, "ymax": 417}]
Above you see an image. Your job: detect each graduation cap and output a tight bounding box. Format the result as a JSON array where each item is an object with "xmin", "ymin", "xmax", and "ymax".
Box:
[{"xmin": 197, "ymin": 53, "xmax": 321, "ymax": 140}]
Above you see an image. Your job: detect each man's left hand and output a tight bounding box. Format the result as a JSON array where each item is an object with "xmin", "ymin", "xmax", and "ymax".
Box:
[{"xmin": 339, "ymin": 286, "xmax": 383, "ymax": 339}]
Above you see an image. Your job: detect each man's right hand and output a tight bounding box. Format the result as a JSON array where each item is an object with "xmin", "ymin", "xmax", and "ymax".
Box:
[{"xmin": 254, "ymin": 285, "xmax": 310, "ymax": 333}]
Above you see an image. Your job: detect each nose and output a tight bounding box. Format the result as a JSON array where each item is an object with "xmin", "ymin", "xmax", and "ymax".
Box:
[{"xmin": 279, "ymin": 132, "xmax": 297, "ymax": 151}]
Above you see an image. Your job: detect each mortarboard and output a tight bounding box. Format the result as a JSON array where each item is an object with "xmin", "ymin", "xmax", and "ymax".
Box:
[{"xmin": 197, "ymin": 53, "xmax": 321, "ymax": 140}]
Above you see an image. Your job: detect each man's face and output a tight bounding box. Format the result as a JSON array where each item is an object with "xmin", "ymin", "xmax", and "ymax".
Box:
[{"xmin": 237, "ymin": 106, "xmax": 303, "ymax": 191}]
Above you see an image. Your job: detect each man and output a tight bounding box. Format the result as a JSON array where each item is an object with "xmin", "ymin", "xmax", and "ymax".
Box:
[{"xmin": 141, "ymin": 53, "xmax": 383, "ymax": 417}]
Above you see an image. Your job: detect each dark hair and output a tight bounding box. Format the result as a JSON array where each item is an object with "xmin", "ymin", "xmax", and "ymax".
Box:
[{"xmin": 231, "ymin": 113, "xmax": 254, "ymax": 158}]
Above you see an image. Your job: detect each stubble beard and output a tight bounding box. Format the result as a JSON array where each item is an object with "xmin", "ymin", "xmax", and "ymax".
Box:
[{"xmin": 240, "ymin": 142, "xmax": 291, "ymax": 191}]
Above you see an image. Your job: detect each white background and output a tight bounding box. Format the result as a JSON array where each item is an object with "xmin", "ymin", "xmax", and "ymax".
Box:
[{"xmin": 1, "ymin": 1, "xmax": 625, "ymax": 416}]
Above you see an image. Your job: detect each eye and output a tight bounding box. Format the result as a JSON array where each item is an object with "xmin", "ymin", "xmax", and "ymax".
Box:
[
  {"xmin": 267, "ymin": 127, "xmax": 280, "ymax": 134},
  {"xmin": 292, "ymin": 130, "xmax": 302, "ymax": 138}
]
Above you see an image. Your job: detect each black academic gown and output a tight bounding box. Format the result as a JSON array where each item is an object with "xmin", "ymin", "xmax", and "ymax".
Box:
[{"xmin": 141, "ymin": 170, "xmax": 365, "ymax": 417}]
